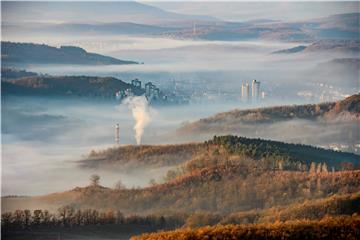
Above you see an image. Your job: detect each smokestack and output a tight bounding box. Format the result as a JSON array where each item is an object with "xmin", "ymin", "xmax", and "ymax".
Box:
[
  {"xmin": 123, "ymin": 96, "xmax": 151, "ymax": 145},
  {"xmin": 115, "ymin": 123, "xmax": 120, "ymax": 145}
]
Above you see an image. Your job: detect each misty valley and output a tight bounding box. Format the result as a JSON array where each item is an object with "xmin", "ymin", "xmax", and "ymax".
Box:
[{"xmin": 1, "ymin": 1, "xmax": 360, "ymax": 240}]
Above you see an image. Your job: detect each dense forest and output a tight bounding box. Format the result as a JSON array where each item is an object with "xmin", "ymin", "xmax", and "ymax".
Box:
[
  {"xmin": 2, "ymin": 75, "xmax": 144, "ymax": 98},
  {"xmin": 178, "ymin": 93, "xmax": 360, "ymax": 134}
]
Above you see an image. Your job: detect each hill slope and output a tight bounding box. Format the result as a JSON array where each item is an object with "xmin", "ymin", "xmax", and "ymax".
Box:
[
  {"xmin": 178, "ymin": 93, "xmax": 360, "ymax": 134},
  {"xmin": 2, "ymin": 75, "xmax": 144, "ymax": 98},
  {"xmin": 2, "ymin": 136, "xmax": 360, "ymax": 227},
  {"xmin": 1, "ymin": 42, "xmax": 138, "ymax": 66},
  {"xmin": 272, "ymin": 40, "xmax": 360, "ymax": 54},
  {"xmin": 132, "ymin": 215, "xmax": 360, "ymax": 240},
  {"xmin": 80, "ymin": 135, "xmax": 360, "ymax": 172},
  {"xmin": 2, "ymin": 1, "xmax": 217, "ymax": 25}
]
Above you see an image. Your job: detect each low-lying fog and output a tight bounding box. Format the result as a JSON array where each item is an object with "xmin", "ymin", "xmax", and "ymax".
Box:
[
  {"xmin": 2, "ymin": 96, "xmax": 247, "ymax": 196},
  {"xmin": 2, "ymin": 33, "xmax": 358, "ymax": 196}
]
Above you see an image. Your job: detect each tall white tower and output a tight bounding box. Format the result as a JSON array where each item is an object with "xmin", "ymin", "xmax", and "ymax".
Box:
[
  {"xmin": 242, "ymin": 82, "xmax": 250, "ymax": 102},
  {"xmin": 115, "ymin": 123, "xmax": 120, "ymax": 145},
  {"xmin": 193, "ymin": 21, "xmax": 197, "ymax": 35},
  {"xmin": 252, "ymin": 79, "xmax": 260, "ymax": 101}
]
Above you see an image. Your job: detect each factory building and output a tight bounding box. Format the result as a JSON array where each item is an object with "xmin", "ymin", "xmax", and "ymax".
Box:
[
  {"xmin": 131, "ymin": 78, "xmax": 142, "ymax": 88},
  {"xmin": 145, "ymin": 82, "xmax": 161, "ymax": 100}
]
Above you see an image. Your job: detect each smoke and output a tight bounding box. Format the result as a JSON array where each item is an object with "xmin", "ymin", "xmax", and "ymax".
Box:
[{"xmin": 123, "ymin": 96, "xmax": 151, "ymax": 145}]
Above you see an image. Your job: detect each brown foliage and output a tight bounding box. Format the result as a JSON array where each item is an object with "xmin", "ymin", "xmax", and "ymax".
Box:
[{"xmin": 132, "ymin": 215, "xmax": 360, "ymax": 240}]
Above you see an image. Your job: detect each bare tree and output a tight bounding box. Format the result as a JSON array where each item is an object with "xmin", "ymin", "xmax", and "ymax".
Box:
[{"xmin": 114, "ymin": 179, "xmax": 126, "ymax": 190}]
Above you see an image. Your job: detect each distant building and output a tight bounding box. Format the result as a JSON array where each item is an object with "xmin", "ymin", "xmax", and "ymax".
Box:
[
  {"xmin": 145, "ymin": 82, "xmax": 154, "ymax": 98},
  {"xmin": 115, "ymin": 91, "xmax": 122, "ymax": 100},
  {"xmin": 241, "ymin": 82, "xmax": 250, "ymax": 102},
  {"xmin": 131, "ymin": 78, "xmax": 141, "ymax": 88},
  {"xmin": 261, "ymin": 91, "xmax": 266, "ymax": 99},
  {"xmin": 153, "ymin": 88, "xmax": 160, "ymax": 99},
  {"xmin": 125, "ymin": 88, "xmax": 133, "ymax": 97},
  {"xmin": 252, "ymin": 79, "xmax": 260, "ymax": 101}
]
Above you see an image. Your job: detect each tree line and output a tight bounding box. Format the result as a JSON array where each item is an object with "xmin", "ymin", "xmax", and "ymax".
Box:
[{"xmin": 1, "ymin": 206, "xmax": 185, "ymax": 230}]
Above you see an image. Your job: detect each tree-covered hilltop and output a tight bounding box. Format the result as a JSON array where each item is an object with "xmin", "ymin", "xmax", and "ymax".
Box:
[
  {"xmin": 208, "ymin": 135, "xmax": 360, "ymax": 170},
  {"xmin": 178, "ymin": 93, "xmax": 360, "ymax": 134},
  {"xmin": 2, "ymin": 75, "xmax": 144, "ymax": 98},
  {"xmin": 82, "ymin": 135, "xmax": 360, "ymax": 172},
  {"xmin": 1, "ymin": 41, "xmax": 138, "ymax": 66}
]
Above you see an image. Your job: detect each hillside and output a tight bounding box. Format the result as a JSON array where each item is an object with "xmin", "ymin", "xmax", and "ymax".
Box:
[
  {"xmin": 3, "ymin": 1, "xmax": 217, "ymax": 25},
  {"xmin": 3, "ymin": 168, "xmax": 360, "ymax": 215},
  {"xmin": 2, "ymin": 136, "xmax": 360, "ymax": 239},
  {"xmin": 1, "ymin": 42, "xmax": 138, "ymax": 66},
  {"xmin": 184, "ymin": 13, "xmax": 360, "ymax": 42},
  {"xmin": 81, "ymin": 135, "xmax": 360, "ymax": 172},
  {"xmin": 178, "ymin": 93, "xmax": 360, "ymax": 135},
  {"xmin": 1, "ymin": 75, "xmax": 144, "ymax": 98},
  {"xmin": 132, "ymin": 215, "xmax": 360, "ymax": 240},
  {"xmin": 4, "ymin": 135, "xmax": 359, "ymax": 214},
  {"xmin": 0, "ymin": 67, "xmax": 38, "ymax": 80},
  {"xmin": 80, "ymin": 143, "xmax": 206, "ymax": 171},
  {"xmin": 272, "ymin": 40, "xmax": 360, "ymax": 54}
]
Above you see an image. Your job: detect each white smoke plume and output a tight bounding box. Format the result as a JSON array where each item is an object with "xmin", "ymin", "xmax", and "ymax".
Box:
[{"xmin": 123, "ymin": 96, "xmax": 151, "ymax": 145}]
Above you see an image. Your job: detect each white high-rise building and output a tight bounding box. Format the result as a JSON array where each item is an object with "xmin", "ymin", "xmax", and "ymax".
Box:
[
  {"xmin": 252, "ymin": 79, "xmax": 260, "ymax": 101},
  {"xmin": 241, "ymin": 82, "xmax": 250, "ymax": 101}
]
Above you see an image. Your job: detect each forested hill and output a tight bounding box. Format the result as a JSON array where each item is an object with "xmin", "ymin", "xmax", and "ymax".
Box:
[
  {"xmin": 207, "ymin": 135, "xmax": 359, "ymax": 170},
  {"xmin": 1, "ymin": 42, "xmax": 138, "ymax": 66},
  {"xmin": 2, "ymin": 76, "xmax": 144, "ymax": 98},
  {"xmin": 178, "ymin": 93, "xmax": 360, "ymax": 134},
  {"xmin": 81, "ymin": 135, "xmax": 360, "ymax": 172},
  {"xmin": 2, "ymin": 136, "xmax": 360, "ymax": 226}
]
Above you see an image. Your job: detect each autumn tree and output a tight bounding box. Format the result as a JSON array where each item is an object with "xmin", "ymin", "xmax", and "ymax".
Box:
[{"xmin": 322, "ymin": 163, "xmax": 328, "ymax": 173}]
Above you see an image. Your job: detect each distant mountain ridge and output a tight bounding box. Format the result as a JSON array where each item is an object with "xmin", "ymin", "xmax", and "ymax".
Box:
[
  {"xmin": 1, "ymin": 42, "xmax": 138, "ymax": 66},
  {"xmin": 175, "ymin": 13, "xmax": 360, "ymax": 42},
  {"xmin": 3, "ymin": 22, "xmax": 180, "ymax": 36},
  {"xmin": 2, "ymin": 1, "xmax": 218, "ymax": 25},
  {"xmin": 3, "ymin": 10, "xmax": 359, "ymax": 42},
  {"xmin": 178, "ymin": 93, "xmax": 360, "ymax": 134},
  {"xmin": 272, "ymin": 40, "xmax": 360, "ymax": 54}
]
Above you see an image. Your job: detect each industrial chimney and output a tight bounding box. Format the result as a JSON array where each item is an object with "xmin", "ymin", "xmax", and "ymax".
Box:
[{"xmin": 115, "ymin": 123, "xmax": 120, "ymax": 145}]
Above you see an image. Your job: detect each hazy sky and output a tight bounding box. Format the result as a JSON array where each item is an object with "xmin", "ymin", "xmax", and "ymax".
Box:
[
  {"xmin": 146, "ymin": 1, "xmax": 359, "ymax": 22},
  {"xmin": 2, "ymin": 1, "xmax": 359, "ymax": 24}
]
